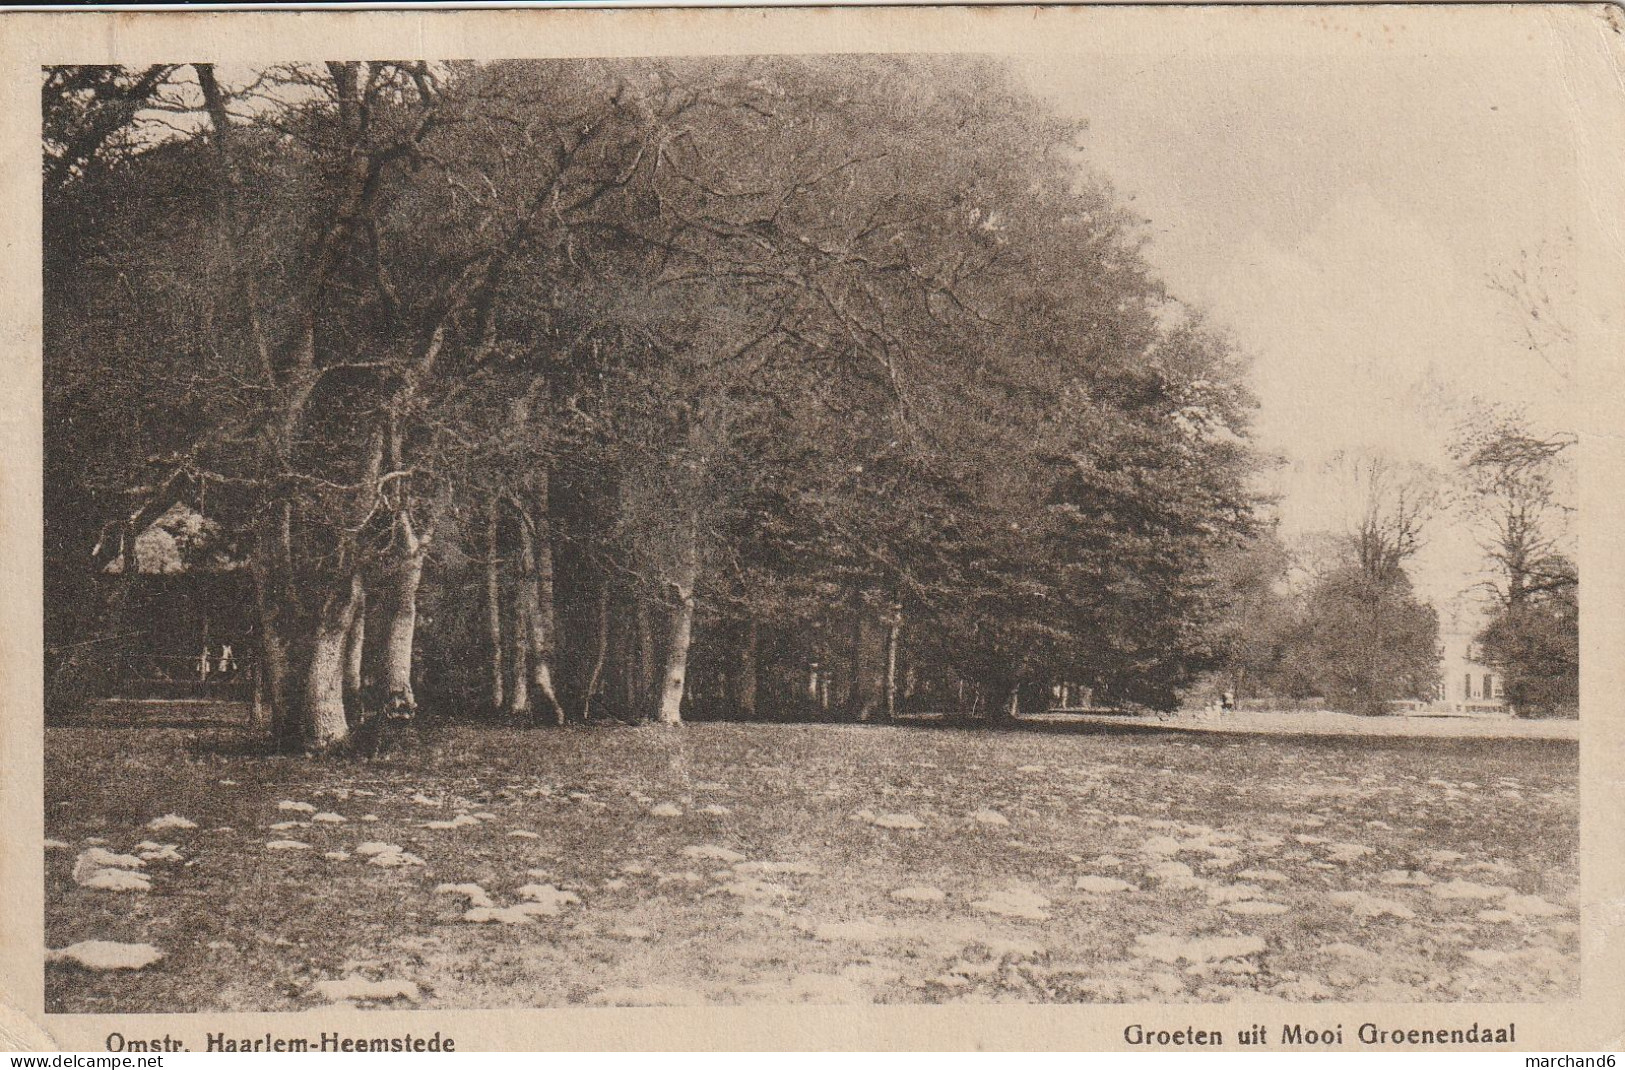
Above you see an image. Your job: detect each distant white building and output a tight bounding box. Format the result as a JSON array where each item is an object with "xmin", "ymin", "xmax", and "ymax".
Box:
[{"xmin": 1437, "ymin": 628, "xmax": 1505, "ymax": 712}]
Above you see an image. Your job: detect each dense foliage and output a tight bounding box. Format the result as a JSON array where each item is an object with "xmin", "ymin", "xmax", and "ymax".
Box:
[
  {"xmin": 45, "ymin": 59, "xmax": 1264, "ymax": 745},
  {"xmin": 1451, "ymin": 410, "xmax": 1578, "ymax": 716}
]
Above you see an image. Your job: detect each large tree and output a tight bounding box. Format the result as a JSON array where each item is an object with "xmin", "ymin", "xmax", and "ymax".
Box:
[
  {"xmin": 1277, "ymin": 454, "xmax": 1441, "ymax": 714},
  {"xmin": 1292, "ymin": 565, "xmax": 1440, "ymax": 714},
  {"xmin": 1451, "ymin": 407, "xmax": 1578, "ymax": 715},
  {"xmin": 46, "ymin": 56, "xmax": 1266, "ymax": 737}
]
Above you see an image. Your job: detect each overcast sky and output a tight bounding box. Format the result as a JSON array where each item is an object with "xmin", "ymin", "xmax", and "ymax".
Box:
[{"xmin": 1018, "ymin": 48, "xmax": 1581, "ymax": 617}]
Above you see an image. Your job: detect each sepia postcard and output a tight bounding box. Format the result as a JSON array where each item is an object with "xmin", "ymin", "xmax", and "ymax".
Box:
[{"xmin": 3, "ymin": 2, "xmax": 1623, "ymax": 1053}]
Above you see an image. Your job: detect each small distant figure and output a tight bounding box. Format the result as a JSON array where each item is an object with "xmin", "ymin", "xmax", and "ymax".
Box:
[
  {"xmin": 196, "ymin": 648, "xmax": 212, "ymax": 681},
  {"xmin": 217, "ymin": 643, "xmax": 237, "ymax": 678},
  {"xmin": 1221, "ymin": 689, "xmax": 1235, "ymax": 713}
]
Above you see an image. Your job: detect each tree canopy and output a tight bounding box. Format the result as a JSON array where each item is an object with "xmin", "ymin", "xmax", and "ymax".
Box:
[{"xmin": 46, "ymin": 58, "xmax": 1266, "ymax": 745}]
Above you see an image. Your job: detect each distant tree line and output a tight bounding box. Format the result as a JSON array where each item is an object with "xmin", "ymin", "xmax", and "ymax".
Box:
[
  {"xmin": 1207, "ymin": 456, "xmax": 1443, "ymax": 717},
  {"xmin": 1212, "ymin": 416, "xmax": 1577, "ymax": 718},
  {"xmin": 44, "ymin": 59, "xmax": 1265, "ymax": 748}
]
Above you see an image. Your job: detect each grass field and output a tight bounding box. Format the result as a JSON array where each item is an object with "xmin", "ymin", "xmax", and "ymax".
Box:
[{"xmin": 45, "ymin": 716, "xmax": 1579, "ymax": 1011}]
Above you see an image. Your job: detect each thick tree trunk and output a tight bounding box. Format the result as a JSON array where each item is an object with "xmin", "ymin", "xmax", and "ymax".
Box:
[
  {"xmin": 515, "ymin": 476, "xmax": 566, "ymax": 726},
  {"xmin": 657, "ymin": 594, "xmax": 694, "ymax": 725},
  {"xmin": 381, "ymin": 554, "xmax": 422, "ymax": 708},
  {"xmin": 655, "ymin": 513, "xmax": 699, "ymax": 725},
  {"xmin": 377, "ymin": 503, "xmax": 433, "ymax": 712},
  {"xmin": 306, "ymin": 572, "xmax": 364, "ymax": 749},
  {"xmin": 306, "ymin": 627, "xmax": 351, "ymax": 747},
  {"xmin": 342, "ymin": 585, "xmax": 366, "ymax": 708},
  {"xmin": 485, "ymin": 498, "xmax": 504, "ymax": 712},
  {"xmin": 736, "ymin": 620, "xmax": 758, "ymax": 719}
]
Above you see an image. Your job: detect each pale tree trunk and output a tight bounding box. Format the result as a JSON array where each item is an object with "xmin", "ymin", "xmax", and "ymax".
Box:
[
  {"xmin": 515, "ymin": 474, "xmax": 566, "ymax": 725},
  {"xmin": 302, "ymin": 419, "xmax": 377, "ymax": 744},
  {"xmin": 881, "ymin": 605, "xmax": 902, "ymax": 722},
  {"xmin": 736, "ymin": 620, "xmax": 758, "ymax": 719},
  {"xmin": 378, "ymin": 505, "xmax": 434, "ymax": 710},
  {"xmin": 657, "ymin": 593, "xmax": 695, "ymax": 724},
  {"xmin": 485, "ymin": 498, "xmax": 504, "ymax": 712},
  {"xmin": 382, "ymin": 553, "xmax": 423, "ymax": 707},
  {"xmin": 342, "ymin": 585, "xmax": 366, "ymax": 707},
  {"xmin": 655, "ymin": 510, "xmax": 699, "ymax": 726},
  {"xmin": 306, "ymin": 571, "xmax": 365, "ymax": 749}
]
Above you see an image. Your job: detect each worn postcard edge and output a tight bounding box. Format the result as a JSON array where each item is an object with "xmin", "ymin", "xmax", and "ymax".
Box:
[{"xmin": 1, "ymin": 4, "xmax": 1621, "ymax": 1052}]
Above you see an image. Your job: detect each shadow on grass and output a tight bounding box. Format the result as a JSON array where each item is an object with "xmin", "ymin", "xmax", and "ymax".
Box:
[{"xmin": 50, "ymin": 699, "xmax": 1577, "ymax": 765}]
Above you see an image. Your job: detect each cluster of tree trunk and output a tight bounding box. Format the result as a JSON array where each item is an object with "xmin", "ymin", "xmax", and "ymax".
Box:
[{"xmin": 44, "ymin": 57, "xmax": 1267, "ymax": 749}]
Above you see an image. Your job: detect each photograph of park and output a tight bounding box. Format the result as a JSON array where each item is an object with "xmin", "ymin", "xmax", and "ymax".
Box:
[{"xmin": 41, "ymin": 45, "xmax": 1581, "ymax": 1013}]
